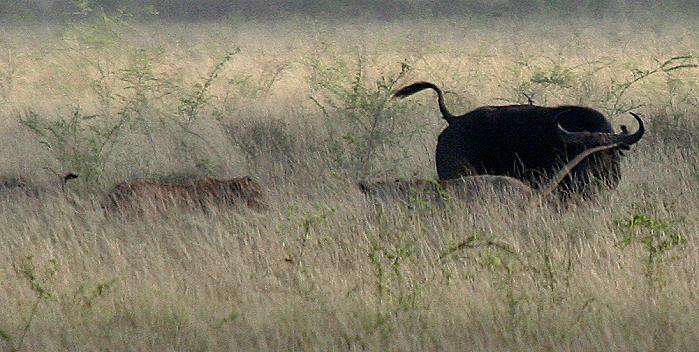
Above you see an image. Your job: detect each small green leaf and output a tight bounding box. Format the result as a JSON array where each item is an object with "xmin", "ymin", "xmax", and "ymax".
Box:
[{"xmin": 0, "ymin": 328, "xmax": 11, "ymax": 341}]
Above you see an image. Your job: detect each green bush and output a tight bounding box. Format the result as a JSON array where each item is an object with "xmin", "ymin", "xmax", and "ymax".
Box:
[{"xmin": 307, "ymin": 53, "xmax": 425, "ymax": 180}]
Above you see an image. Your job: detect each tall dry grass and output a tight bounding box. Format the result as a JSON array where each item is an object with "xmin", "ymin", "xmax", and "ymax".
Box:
[{"xmin": 1, "ymin": 15, "xmax": 699, "ymax": 351}]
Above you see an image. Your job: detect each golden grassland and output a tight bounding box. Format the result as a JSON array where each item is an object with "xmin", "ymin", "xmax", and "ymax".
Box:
[{"xmin": 1, "ymin": 15, "xmax": 699, "ymax": 350}]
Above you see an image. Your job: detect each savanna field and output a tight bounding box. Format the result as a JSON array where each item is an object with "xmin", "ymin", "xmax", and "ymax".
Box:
[{"xmin": 1, "ymin": 10, "xmax": 699, "ymax": 351}]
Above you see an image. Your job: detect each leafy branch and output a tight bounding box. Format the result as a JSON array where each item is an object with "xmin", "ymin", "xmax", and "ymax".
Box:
[{"xmin": 601, "ymin": 55, "xmax": 697, "ymax": 116}]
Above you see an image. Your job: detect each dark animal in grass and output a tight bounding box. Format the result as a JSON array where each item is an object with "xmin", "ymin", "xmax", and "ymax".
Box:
[
  {"xmin": 0, "ymin": 176, "xmax": 31, "ymax": 195},
  {"xmin": 359, "ymin": 142, "xmax": 628, "ymax": 208},
  {"xmin": 393, "ymin": 81, "xmax": 645, "ymax": 195},
  {"xmin": 101, "ymin": 176, "xmax": 267, "ymax": 214},
  {"xmin": 0, "ymin": 172, "xmax": 78, "ymax": 197}
]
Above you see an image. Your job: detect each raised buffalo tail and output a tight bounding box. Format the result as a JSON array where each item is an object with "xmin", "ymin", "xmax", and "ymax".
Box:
[{"xmin": 393, "ymin": 81, "xmax": 456, "ymax": 123}]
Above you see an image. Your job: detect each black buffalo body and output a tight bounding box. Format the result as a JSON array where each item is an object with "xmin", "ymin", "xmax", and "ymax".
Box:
[{"xmin": 394, "ymin": 82, "xmax": 644, "ymax": 193}]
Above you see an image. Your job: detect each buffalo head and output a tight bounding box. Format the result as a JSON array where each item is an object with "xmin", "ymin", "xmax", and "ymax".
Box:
[{"xmin": 557, "ymin": 111, "xmax": 644, "ymax": 149}]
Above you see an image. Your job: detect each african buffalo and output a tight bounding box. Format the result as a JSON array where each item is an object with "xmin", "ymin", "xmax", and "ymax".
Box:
[
  {"xmin": 102, "ymin": 176, "xmax": 267, "ymax": 214},
  {"xmin": 359, "ymin": 142, "xmax": 626, "ymax": 207},
  {"xmin": 393, "ymin": 81, "xmax": 645, "ymax": 194}
]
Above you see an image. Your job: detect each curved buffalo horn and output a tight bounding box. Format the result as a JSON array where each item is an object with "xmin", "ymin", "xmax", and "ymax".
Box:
[
  {"xmin": 556, "ymin": 123, "xmax": 584, "ymax": 144},
  {"xmin": 555, "ymin": 111, "xmax": 587, "ymax": 145},
  {"xmin": 554, "ymin": 109, "xmax": 585, "ymax": 146},
  {"xmin": 553, "ymin": 109, "xmax": 571, "ymax": 123},
  {"xmin": 613, "ymin": 112, "xmax": 645, "ymax": 146},
  {"xmin": 557, "ymin": 112, "xmax": 645, "ymax": 147}
]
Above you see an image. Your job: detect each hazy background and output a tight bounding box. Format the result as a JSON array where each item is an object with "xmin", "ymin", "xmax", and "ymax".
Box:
[{"xmin": 1, "ymin": 0, "xmax": 697, "ymax": 21}]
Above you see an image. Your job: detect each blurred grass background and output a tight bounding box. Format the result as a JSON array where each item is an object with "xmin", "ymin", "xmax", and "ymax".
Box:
[{"xmin": 2, "ymin": 0, "xmax": 699, "ymax": 20}]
